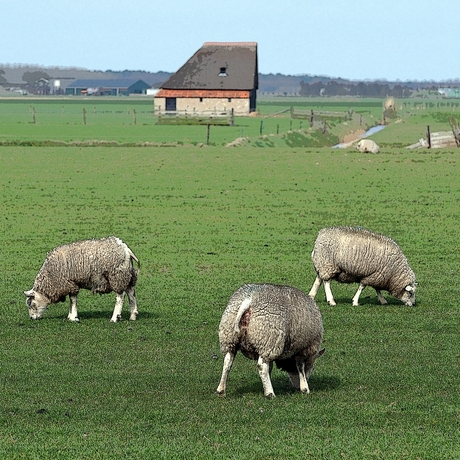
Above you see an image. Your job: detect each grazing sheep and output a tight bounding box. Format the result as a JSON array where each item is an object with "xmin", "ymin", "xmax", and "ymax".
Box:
[
  {"xmin": 24, "ymin": 236, "xmax": 140, "ymax": 322},
  {"xmin": 308, "ymin": 226, "xmax": 416, "ymax": 306},
  {"xmin": 356, "ymin": 139, "xmax": 380, "ymax": 153},
  {"xmin": 217, "ymin": 284, "xmax": 325, "ymax": 398},
  {"xmin": 384, "ymin": 97, "xmax": 396, "ymax": 112}
]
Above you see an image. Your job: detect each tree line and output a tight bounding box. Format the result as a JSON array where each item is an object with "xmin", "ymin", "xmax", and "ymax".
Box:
[{"xmin": 299, "ymin": 80, "xmax": 439, "ymax": 98}]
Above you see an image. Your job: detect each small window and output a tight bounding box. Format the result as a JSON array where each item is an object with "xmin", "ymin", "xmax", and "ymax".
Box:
[
  {"xmin": 200, "ymin": 97, "xmax": 203, "ymax": 102},
  {"xmin": 219, "ymin": 67, "xmax": 228, "ymax": 77},
  {"xmin": 228, "ymin": 98, "xmax": 232, "ymax": 102}
]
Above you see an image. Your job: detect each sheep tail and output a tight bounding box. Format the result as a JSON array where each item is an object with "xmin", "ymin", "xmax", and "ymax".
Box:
[
  {"xmin": 233, "ymin": 297, "xmax": 251, "ymax": 334},
  {"xmin": 129, "ymin": 250, "xmax": 141, "ymax": 271}
]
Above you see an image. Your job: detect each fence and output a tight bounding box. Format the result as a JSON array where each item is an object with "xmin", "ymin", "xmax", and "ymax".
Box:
[
  {"xmin": 407, "ymin": 125, "xmax": 459, "ymax": 149},
  {"xmin": 290, "ymin": 106, "xmax": 364, "ymax": 127},
  {"xmin": 156, "ymin": 109, "xmax": 234, "ymax": 126},
  {"xmin": 429, "ymin": 131, "xmax": 457, "ymax": 148},
  {"xmin": 0, "ymin": 102, "xmax": 156, "ymax": 125},
  {"xmin": 289, "ymin": 106, "xmax": 365, "ymax": 134}
]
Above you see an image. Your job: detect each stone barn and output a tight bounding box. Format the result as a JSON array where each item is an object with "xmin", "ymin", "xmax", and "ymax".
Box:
[{"xmin": 154, "ymin": 42, "xmax": 258, "ymax": 116}]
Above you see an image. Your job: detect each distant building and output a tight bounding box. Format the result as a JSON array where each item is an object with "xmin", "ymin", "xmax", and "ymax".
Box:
[
  {"xmin": 65, "ymin": 79, "xmax": 150, "ymax": 96},
  {"xmin": 438, "ymin": 88, "xmax": 460, "ymax": 98},
  {"xmin": 154, "ymin": 42, "xmax": 258, "ymax": 116}
]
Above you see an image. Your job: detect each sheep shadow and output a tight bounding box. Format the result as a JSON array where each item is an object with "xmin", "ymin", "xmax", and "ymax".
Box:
[
  {"xmin": 43, "ymin": 310, "xmax": 157, "ymax": 322},
  {"xmin": 234, "ymin": 373, "xmax": 341, "ymax": 397},
  {"xmin": 76, "ymin": 310, "xmax": 157, "ymax": 321},
  {"xmin": 318, "ymin": 295, "xmax": 414, "ymax": 307}
]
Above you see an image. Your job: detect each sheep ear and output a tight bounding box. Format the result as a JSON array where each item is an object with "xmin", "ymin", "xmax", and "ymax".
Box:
[
  {"xmin": 24, "ymin": 289, "xmax": 35, "ymax": 297},
  {"xmin": 317, "ymin": 348, "xmax": 326, "ymax": 357},
  {"xmin": 405, "ymin": 286, "xmax": 414, "ymax": 292}
]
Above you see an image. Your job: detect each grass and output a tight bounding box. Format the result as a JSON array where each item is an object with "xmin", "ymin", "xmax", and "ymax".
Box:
[
  {"xmin": 1, "ymin": 95, "xmax": 460, "ymax": 148},
  {"xmin": 0, "ymin": 96, "xmax": 397, "ymax": 146},
  {"xmin": 1, "ymin": 98, "xmax": 460, "ymax": 458}
]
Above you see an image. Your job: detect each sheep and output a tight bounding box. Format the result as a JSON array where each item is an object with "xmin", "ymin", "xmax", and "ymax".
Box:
[
  {"xmin": 24, "ymin": 236, "xmax": 140, "ymax": 322},
  {"xmin": 356, "ymin": 139, "xmax": 380, "ymax": 153},
  {"xmin": 217, "ymin": 284, "xmax": 325, "ymax": 398},
  {"xmin": 308, "ymin": 226, "xmax": 416, "ymax": 307},
  {"xmin": 384, "ymin": 97, "xmax": 396, "ymax": 112}
]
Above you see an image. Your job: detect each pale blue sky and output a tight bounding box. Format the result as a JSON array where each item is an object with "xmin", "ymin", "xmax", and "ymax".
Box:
[{"xmin": 2, "ymin": 0, "xmax": 458, "ymax": 81}]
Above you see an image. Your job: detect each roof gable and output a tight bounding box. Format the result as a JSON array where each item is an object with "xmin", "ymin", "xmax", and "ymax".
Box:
[{"xmin": 161, "ymin": 42, "xmax": 258, "ymax": 91}]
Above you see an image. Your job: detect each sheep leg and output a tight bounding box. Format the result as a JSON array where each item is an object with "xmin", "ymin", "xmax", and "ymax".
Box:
[
  {"xmin": 110, "ymin": 292, "xmax": 125, "ymax": 322},
  {"xmin": 287, "ymin": 372, "xmax": 300, "ymax": 389},
  {"xmin": 308, "ymin": 276, "xmax": 323, "ymax": 299},
  {"xmin": 375, "ymin": 289, "xmax": 388, "ymax": 305},
  {"xmin": 67, "ymin": 294, "xmax": 79, "ymax": 322},
  {"xmin": 258, "ymin": 357, "xmax": 275, "ymax": 398},
  {"xmin": 352, "ymin": 283, "xmax": 366, "ymax": 306},
  {"xmin": 295, "ymin": 358, "xmax": 310, "ymax": 394},
  {"xmin": 127, "ymin": 287, "xmax": 138, "ymax": 320},
  {"xmin": 217, "ymin": 351, "xmax": 235, "ymax": 396},
  {"xmin": 324, "ymin": 280, "xmax": 336, "ymax": 306}
]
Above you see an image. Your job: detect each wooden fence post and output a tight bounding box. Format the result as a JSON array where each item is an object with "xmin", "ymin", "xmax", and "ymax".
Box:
[
  {"xmin": 426, "ymin": 125, "xmax": 431, "ymax": 149},
  {"xmin": 206, "ymin": 124, "xmax": 211, "ymax": 145}
]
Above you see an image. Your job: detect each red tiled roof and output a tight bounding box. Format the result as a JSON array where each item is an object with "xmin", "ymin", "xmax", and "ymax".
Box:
[{"xmin": 155, "ymin": 89, "xmax": 250, "ymax": 98}]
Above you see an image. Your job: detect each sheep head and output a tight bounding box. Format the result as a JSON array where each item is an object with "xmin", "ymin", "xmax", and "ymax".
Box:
[
  {"xmin": 24, "ymin": 290, "xmax": 51, "ymax": 319},
  {"xmin": 398, "ymin": 284, "xmax": 416, "ymax": 306}
]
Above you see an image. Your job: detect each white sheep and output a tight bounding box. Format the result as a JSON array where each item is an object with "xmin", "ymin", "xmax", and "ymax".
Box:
[
  {"xmin": 356, "ymin": 139, "xmax": 380, "ymax": 153},
  {"xmin": 217, "ymin": 284, "xmax": 325, "ymax": 398},
  {"xmin": 24, "ymin": 236, "xmax": 140, "ymax": 322},
  {"xmin": 308, "ymin": 226, "xmax": 416, "ymax": 306}
]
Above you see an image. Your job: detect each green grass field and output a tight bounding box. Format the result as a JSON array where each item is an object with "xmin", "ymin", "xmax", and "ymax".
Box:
[
  {"xmin": 3, "ymin": 96, "xmax": 458, "ymax": 147},
  {"xmin": 1, "ymin": 97, "xmax": 459, "ymax": 459}
]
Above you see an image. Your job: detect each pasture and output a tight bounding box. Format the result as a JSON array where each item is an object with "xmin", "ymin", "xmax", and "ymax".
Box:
[
  {"xmin": 2, "ymin": 96, "xmax": 457, "ymax": 147},
  {"xmin": 0, "ymin": 97, "xmax": 459, "ymax": 459}
]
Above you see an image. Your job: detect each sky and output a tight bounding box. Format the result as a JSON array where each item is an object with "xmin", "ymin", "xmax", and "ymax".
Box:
[{"xmin": 2, "ymin": 0, "xmax": 459, "ymax": 81}]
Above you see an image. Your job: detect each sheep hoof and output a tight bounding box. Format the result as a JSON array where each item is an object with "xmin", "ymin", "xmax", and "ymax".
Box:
[
  {"xmin": 327, "ymin": 300, "xmax": 336, "ymax": 306},
  {"xmin": 265, "ymin": 393, "xmax": 276, "ymax": 399},
  {"xmin": 216, "ymin": 390, "xmax": 226, "ymax": 397},
  {"xmin": 68, "ymin": 316, "xmax": 79, "ymax": 322}
]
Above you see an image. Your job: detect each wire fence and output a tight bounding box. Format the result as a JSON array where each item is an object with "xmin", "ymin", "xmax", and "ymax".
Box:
[
  {"xmin": 0, "ymin": 103, "xmax": 157, "ymax": 125},
  {"xmin": 0, "ymin": 100, "xmax": 156, "ymax": 123}
]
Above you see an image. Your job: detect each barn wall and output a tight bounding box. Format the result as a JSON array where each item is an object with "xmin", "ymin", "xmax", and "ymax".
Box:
[{"xmin": 154, "ymin": 97, "xmax": 250, "ymax": 115}]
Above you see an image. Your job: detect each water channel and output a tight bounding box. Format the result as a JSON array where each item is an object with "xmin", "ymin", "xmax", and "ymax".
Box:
[{"xmin": 332, "ymin": 124, "xmax": 386, "ymax": 148}]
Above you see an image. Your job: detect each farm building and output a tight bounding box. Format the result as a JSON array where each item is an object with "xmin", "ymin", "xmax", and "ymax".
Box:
[
  {"xmin": 154, "ymin": 42, "xmax": 258, "ymax": 116},
  {"xmin": 65, "ymin": 79, "xmax": 150, "ymax": 96}
]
